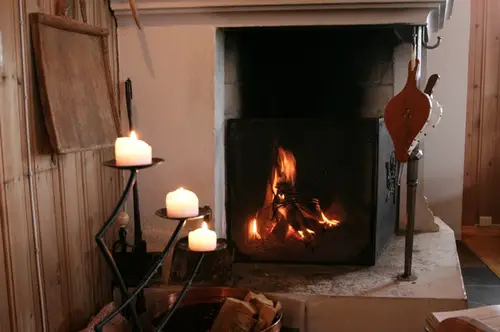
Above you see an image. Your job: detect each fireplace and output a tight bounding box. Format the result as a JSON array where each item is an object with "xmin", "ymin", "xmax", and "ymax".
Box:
[{"xmin": 224, "ymin": 26, "xmax": 400, "ymax": 265}]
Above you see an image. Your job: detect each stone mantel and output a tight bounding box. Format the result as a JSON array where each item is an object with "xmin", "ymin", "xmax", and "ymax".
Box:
[{"xmin": 111, "ymin": 0, "xmax": 453, "ymax": 35}]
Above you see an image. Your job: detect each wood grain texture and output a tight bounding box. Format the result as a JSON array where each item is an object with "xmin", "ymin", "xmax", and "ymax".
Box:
[
  {"xmin": 462, "ymin": 0, "xmax": 500, "ymax": 226},
  {"xmin": 0, "ymin": 0, "xmax": 121, "ymax": 331},
  {"xmin": 30, "ymin": 12, "xmax": 120, "ymax": 153},
  {"xmin": 463, "ymin": 227, "xmax": 500, "ymax": 279}
]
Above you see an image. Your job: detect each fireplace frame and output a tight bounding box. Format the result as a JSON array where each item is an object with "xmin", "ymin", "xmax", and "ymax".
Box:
[{"xmin": 226, "ymin": 118, "xmax": 399, "ymax": 265}]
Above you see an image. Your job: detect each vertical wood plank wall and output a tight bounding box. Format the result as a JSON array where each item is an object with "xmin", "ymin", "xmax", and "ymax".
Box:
[
  {"xmin": 463, "ymin": 0, "xmax": 500, "ymax": 226},
  {"xmin": 0, "ymin": 0, "xmax": 121, "ymax": 331}
]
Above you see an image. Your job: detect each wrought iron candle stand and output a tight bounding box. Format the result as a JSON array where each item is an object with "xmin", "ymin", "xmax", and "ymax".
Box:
[{"xmin": 95, "ymin": 160, "xmax": 226, "ymax": 332}]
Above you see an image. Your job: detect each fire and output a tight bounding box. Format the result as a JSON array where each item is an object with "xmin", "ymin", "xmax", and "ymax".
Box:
[
  {"xmin": 319, "ymin": 212, "xmax": 340, "ymax": 228},
  {"xmin": 249, "ymin": 218, "xmax": 262, "ymax": 240},
  {"xmin": 248, "ymin": 146, "xmax": 342, "ymax": 244},
  {"xmin": 272, "ymin": 147, "xmax": 297, "ymax": 194}
]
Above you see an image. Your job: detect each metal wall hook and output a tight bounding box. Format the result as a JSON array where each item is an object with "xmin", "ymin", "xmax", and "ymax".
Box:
[{"xmin": 423, "ymin": 36, "xmax": 442, "ymax": 49}]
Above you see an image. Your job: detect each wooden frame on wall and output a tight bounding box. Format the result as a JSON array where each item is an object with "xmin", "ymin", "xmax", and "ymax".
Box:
[{"xmin": 29, "ymin": 13, "xmax": 121, "ymax": 154}]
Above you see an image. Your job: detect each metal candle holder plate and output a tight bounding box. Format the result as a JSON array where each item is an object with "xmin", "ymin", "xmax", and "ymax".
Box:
[
  {"xmin": 155, "ymin": 206, "xmax": 212, "ymax": 222},
  {"xmin": 103, "ymin": 157, "xmax": 164, "ymax": 170}
]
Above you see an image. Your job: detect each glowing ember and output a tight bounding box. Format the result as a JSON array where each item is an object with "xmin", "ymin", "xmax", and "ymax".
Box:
[
  {"xmin": 297, "ymin": 230, "xmax": 305, "ymax": 239},
  {"xmin": 248, "ymin": 218, "xmax": 262, "ymax": 240},
  {"xmin": 306, "ymin": 229, "xmax": 315, "ymax": 234},
  {"xmin": 319, "ymin": 212, "xmax": 340, "ymax": 228}
]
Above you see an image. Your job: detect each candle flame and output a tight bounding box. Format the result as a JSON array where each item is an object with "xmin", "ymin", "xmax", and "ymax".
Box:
[
  {"xmin": 130, "ymin": 131, "xmax": 137, "ymax": 140},
  {"xmin": 202, "ymin": 221, "xmax": 208, "ymax": 230}
]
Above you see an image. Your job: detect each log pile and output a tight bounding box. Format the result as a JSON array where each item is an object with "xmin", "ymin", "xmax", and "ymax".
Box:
[{"xmin": 211, "ymin": 292, "xmax": 281, "ymax": 332}]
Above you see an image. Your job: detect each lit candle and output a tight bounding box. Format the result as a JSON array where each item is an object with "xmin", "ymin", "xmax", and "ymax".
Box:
[
  {"xmin": 165, "ymin": 187, "xmax": 199, "ymax": 218},
  {"xmin": 115, "ymin": 131, "xmax": 152, "ymax": 166},
  {"xmin": 188, "ymin": 222, "xmax": 217, "ymax": 251}
]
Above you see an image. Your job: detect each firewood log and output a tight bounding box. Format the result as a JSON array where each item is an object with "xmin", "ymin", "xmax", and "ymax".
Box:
[
  {"xmin": 244, "ymin": 292, "xmax": 274, "ymax": 310},
  {"xmin": 211, "ymin": 297, "xmax": 257, "ymax": 332},
  {"xmin": 257, "ymin": 302, "xmax": 278, "ymax": 329}
]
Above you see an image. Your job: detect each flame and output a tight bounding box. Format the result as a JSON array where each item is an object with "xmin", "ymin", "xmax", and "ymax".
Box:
[
  {"xmin": 319, "ymin": 212, "xmax": 340, "ymax": 228},
  {"xmin": 248, "ymin": 146, "xmax": 342, "ymax": 244},
  {"xmin": 130, "ymin": 130, "xmax": 137, "ymax": 140},
  {"xmin": 272, "ymin": 147, "xmax": 297, "ymax": 194},
  {"xmin": 201, "ymin": 221, "xmax": 208, "ymax": 230},
  {"xmin": 249, "ymin": 219, "xmax": 262, "ymax": 240}
]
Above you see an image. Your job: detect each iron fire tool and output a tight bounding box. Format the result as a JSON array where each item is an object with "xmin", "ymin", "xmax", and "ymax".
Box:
[{"xmin": 384, "ymin": 26, "xmax": 440, "ymax": 281}]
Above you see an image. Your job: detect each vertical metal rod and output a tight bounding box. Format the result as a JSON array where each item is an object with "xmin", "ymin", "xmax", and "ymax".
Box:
[
  {"xmin": 155, "ymin": 253, "xmax": 206, "ymax": 331},
  {"xmin": 403, "ymin": 152, "xmax": 419, "ymax": 278},
  {"xmin": 398, "ymin": 25, "xmax": 424, "ymax": 282},
  {"xmin": 125, "ymin": 79, "xmax": 145, "ymax": 252}
]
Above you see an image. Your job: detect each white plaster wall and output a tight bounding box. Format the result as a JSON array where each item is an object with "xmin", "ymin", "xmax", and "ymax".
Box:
[
  {"xmin": 424, "ymin": 0, "xmax": 470, "ymax": 238},
  {"xmin": 118, "ymin": 25, "xmax": 218, "ymax": 248}
]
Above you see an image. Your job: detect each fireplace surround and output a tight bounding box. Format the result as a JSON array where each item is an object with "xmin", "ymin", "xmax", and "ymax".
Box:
[
  {"xmin": 110, "ymin": 0, "xmax": 451, "ymax": 255},
  {"xmin": 222, "ymin": 25, "xmax": 401, "ymax": 264},
  {"xmin": 108, "ymin": 2, "xmax": 466, "ymax": 331}
]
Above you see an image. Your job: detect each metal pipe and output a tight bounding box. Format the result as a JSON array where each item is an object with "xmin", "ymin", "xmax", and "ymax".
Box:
[
  {"xmin": 17, "ymin": 1, "xmax": 48, "ymax": 330},
  {"xmin": 403, "ymin": 151, "xmax": 420, "ymax": 278}
]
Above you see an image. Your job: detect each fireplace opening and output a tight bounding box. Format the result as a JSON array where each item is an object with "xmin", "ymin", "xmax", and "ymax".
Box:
[{"xmin": 224, "ymin": 26, "xmax": 401, "ymax": 265}]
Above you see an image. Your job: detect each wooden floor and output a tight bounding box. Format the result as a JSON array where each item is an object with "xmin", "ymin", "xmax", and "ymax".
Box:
[{"xmin": 463, "ymin": 226, "xmax": 500, "ymax": 278}]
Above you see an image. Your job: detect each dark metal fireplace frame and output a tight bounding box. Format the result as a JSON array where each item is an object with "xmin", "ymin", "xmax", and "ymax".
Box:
[{"xmin": 225, "ymin": 118, "xmax": 399, "ymax": 266}]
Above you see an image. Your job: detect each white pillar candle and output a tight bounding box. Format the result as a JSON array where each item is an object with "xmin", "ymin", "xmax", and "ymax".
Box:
[
  {"xmin": 188, "ymin": 222, "xmax": 217, "ymax": 252},
  {"xmin": 165, "ymin": 187, "xmax": 199, "ymax": 218},
  {"xmin": 115, "ymin": 131, "xmax": 152, "ymax": 166}
]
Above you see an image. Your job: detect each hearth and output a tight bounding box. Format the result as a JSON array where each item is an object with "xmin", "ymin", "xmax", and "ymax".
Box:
[{"xmin": 224, "ymin": 26, "xmax": 400, "ymax": 265}]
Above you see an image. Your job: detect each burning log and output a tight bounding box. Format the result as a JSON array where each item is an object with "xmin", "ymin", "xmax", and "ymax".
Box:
[{"xmin": 247, "ymin": 146, "xmax": 341, "ymax": 246}]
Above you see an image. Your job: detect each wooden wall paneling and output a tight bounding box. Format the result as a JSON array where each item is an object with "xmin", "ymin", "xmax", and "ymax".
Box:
[
  {"xmin": 477, "ymin": 0, "xmax": 500, "ymax": 223},
  {"xmin": 0, "ymin": 0, "xmax": 121, "ymax": 331},
  {"xmin": 0, "ymin": 224, "xmax": 12, "ymax": 332},
  {"xmin": 0, "ymin": 0, "xmax": 43, "ymax": 329},
  {"xmin": 463, "ymin": 0, "xmax": 485, "ymax": 226},
  {"xmin": 34, "ymin": 170, "xmax": 67, "ymax": 331}
]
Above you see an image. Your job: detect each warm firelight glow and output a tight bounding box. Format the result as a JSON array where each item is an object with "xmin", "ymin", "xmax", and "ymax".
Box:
[
  {"xmin": 247, "ymin": 146, "xmax": 342, "ymax": 244},
  {"xmin": 130, "ymin": 130, "xmax": 137, "ymax": 140},
  {"xmin": 319, "ymin": 212, "xmax": 340, "ymax": 228},
  {"xmin": 249, "ymin": 218, "xmax": 262, "ymax": 240}
]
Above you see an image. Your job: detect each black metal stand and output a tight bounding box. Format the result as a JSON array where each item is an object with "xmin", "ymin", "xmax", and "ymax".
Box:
[
  {"xmin": 95, "ymin": 179, "xmax": 225, "ymax": 331},
  {"xmin": 95, "ymin": 158, "xmax": 163, "ymax": 332},
  {"xmin": 123, "ymin": 78, "xmax": 152, "ymax": 287},
  {"xmin": 397, "ymin": 148, "xmax": 423, "ymax": 282}
]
